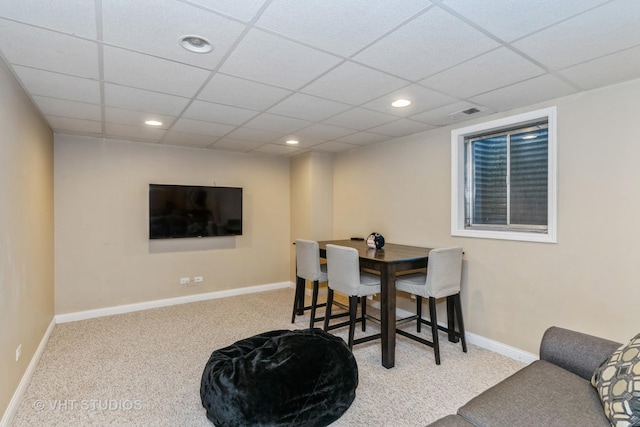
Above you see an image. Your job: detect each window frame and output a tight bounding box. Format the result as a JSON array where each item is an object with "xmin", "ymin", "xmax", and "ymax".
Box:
[{"xmin": 451, "ymin": 107, "xmax": 557, "ymax": 243}]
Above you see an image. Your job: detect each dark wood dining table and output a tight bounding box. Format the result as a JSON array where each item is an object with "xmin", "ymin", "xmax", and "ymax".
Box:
[{"xmin": 317, "ymin": 239, "xmax": 433, "ymax": 369}]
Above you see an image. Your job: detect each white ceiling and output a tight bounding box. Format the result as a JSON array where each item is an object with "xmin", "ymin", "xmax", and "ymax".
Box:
[{"xmin": 1, "ymin": 0, "xmax": 639, "ymax": 157}]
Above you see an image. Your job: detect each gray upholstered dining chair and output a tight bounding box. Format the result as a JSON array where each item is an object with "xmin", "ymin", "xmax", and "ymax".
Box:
[
  {"xmin": 291, "ymin": 239, "xmax": 328, "ymax": 328},
  {"xmin": 323, "ymin": 244, "xmax": 381, "ymax": 350},
  {"xmin": 395, "ymin": 246, "xmax": 466, "ymax": 364}
]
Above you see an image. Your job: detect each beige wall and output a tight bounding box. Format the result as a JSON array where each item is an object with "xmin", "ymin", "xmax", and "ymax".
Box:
[
  {"xmin": 54, "ymin": 135, "xmax": 291, "ymax": 314},
  {"xmin": 0, "ymin": 60, "xmax": 54, "ymax": 419},
  {"xmin": 308, "ymin": 153, "xmax": 334, "ymax": 241},
  {"xmin": 333, "ymin": 79, "xmax": 640, "ymax": 354},
  {"xmin": 290, "ymin": 152, "xmax": 334, "ymax": 279},
  {"xmin": 290, "ymin": 153, "xmax": 314, "ymax": 244},
  {"xmin": 290, "ymin": 151, "xmax": 334, "ymax": 241}
]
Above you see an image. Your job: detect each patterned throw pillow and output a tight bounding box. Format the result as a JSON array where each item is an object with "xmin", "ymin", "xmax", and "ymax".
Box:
[{"xmin": 591, "ymin": 333, "xmax": 640, "ymax": 427}]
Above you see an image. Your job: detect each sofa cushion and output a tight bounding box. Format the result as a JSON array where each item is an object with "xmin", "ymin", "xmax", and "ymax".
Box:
[
  {"xmin": 540, "ymin": 326, "xmax": 622, "ymax": 381},
  {"xmin": 457, "ymin": 360, "xmax": 610, "ymax": 427},
  {"xmin": 591, "ymin": 333, "xmax": 640, "ymax": 427}
]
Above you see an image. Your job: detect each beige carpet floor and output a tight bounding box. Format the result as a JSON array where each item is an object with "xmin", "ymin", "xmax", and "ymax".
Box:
[{"xmin": 11, "ymin": 288, "xmax": 525, "ymax": 426}]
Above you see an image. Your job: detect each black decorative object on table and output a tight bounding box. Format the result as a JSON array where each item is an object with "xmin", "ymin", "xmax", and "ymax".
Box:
[
  {"xmin": 200, "ymin": 328, "xmax": 358, "ymax": 427},
  {"xmin": 366, "ymin": 232, "xmax": 385, "ymax": 249}
]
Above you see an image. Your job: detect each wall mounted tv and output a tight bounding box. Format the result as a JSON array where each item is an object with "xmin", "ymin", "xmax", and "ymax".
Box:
[{"xmin": 149, "ymin": 184, "xmax": 242, "ymax": 239}]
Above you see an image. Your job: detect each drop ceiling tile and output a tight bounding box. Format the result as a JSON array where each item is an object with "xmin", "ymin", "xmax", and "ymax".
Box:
[
  {"xmin": 353, "ymin": 7, "xmax": 499, "ymax": 81},
  {"xmin": 512, "ymin": 0, "xmax": 640, "ymax": 71},
  {"xmin": 311, "ymin": 141, "xmax": 359, "ymax": 153},
  {"xmin": 368, "ymin": 119, "xmax": 437, "ymax": 137},
  {"xmin": 160, "ymin": 131, "xmax": 217, "ymax": 147},
  {"xmin": 295, "ymin": 123, "xmax": 355, "ymax": 140},
  {"xmin": 410, "ymin": 101, "xmax": 492, "ymax": 126},
  {"xmin": 198, "ymin": 74, "xmax": 292, "ymax": 110},
  {"xmin": 181, "ymin": 0, "xmax": 269, "ymax": 22},
  {"xmin": 225, "ymin": 127, "xmax": 286, "ymax": 143},
  {"xmin": 252, "ymin": 143, "xmax": 304, "ymax": 155},
  {"xmin": 102, "ymin": 0, "xmax": 246, "ymax": 70},
  {"xmin": 32, "ymin": 96, "xmax": 101, "ymax": 121},
  {"xmin": 0, "ymin": 20, "xmax": 99, "ymax": 78},
  {"xmin": 256, "ymin": 0, "xmax": 430, "ymax": 57},
  {"xmin": 266, "ymin": 93, "xmax": 352, "ymax": 121},
  {"xmin": 182, "ymin": 100, "xmax": 259, "ymax": 125},
  {"xmin": 302, "ymin": 61, "xmax": 408, "ymax": 105},
  {"xmin": 323, "ymin": 108, "xmax": 398, "ymax": 131},
  {"xmin": 558, "ymin": 45, "xmax": 640, "ymax": 90},
  {"xmin": 171, "ymin": 118, "xmax": 235, "ymax": 136},
  {"xmin": 335, "ymin": 132, "xmax": 391, "ymax": 145},
  {"xmin": 105, "ymin": 123, "xmax": 166, "ymax": 142},
  {"xmin": 442, "ymin": 0, "xmax": 608, "ymax": 42},
  {"xmin": 0, "ymin": 0, "xmax": 97, "ymax": 38},
  {"xmin": 105, "ymin": 107, "xmax": 175, "ymax": 129},
  {"xmin": 1, "ymin": 1, "xmax": 638, "ymax": 155},
  {"xmin": 211, "ymin": 138, "xmax": 264, "ymax": 152},
  {"xmin": 420, "ymin": 48, "xmax": 545, "ymax": 99},
  {"xmin": 12, "ymin": 66, "xmax": 100, "ymax": 103},
  {"xmin": 244, "ymin": 113, "xmax": 312, "ymax": 133},
  {"xmin": 104, "ymin": 84, "xmax": 190, "ymax": 116},
  {"xmin": 218, "ymin": 28, "xmax": 343, "ymax": 90},
  {"xmin": 103, "ymin": 46, "xmax": 211, "ymax": 97},
  {"xmin": 469, "ymin": 74, "xmax": 578, "ymax": 111},
  {"xmin": 361, "ymin": 84, "xmax": 457, "ymax": 117},
  {"xmin": 46, "ymin": 116, "xmax": 102, "ymax": 134}
]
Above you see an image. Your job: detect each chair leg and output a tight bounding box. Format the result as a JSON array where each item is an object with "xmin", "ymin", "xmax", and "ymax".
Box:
[
  {"xmin": 348, "ymin": 296, "xmax": 358, "ymax": 350},
  {"xmin": 323, "ymin": 289, "xmax": 334, "ymax": 332},
  {"xmin": 309, "ymin": 280, "xmax": 319, "ymax": 328},
  {"xmin": 361, "ymin": 296, "xmax": 367, "ymax": 332},
  {"xmin": 291, "ymin": 276, "xmax": 304, "ymax": 323},
  {"xmin": 454, "ymin": 293, "xmax": 467, "ymax": 353},
  {"xmin": 429, "ymin": 297, "xmax": 441, "ymax": 365},
  {"xmin": 416, "ymin": 295, "xmax": 423, "ymax": 333}
]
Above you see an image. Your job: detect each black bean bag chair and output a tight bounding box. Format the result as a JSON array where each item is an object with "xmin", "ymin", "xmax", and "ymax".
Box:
[{"xmin": 200, "ymin": 328, "xmax": 358, "ymax": 427}]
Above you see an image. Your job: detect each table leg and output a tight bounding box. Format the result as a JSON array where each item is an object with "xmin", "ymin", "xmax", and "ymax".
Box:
[
  {"xmin": 446, "ymin": 296, "xmax": 459, "ymax": 343},
  {"xmin": 380, "ymin": 264, "xmax": 396, "ymax": 369}
]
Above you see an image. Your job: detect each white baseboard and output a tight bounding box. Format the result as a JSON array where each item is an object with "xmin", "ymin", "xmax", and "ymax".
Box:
[
  {"xmin": 368, "ymin": 300, "xmax": 537, "ymax": 364},
  {"xmin": 0, "ymin": 318, "xmax": 56, "ymax": 427},
  {"xmin": 465, "ymin": 331, "xmax": 537, "ymax": 364},
  {"xmin": 56, "ymin": 281, "xmax": 293, "ymax": 324}
]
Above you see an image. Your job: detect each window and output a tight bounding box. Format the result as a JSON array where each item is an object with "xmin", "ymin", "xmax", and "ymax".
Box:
[{"xmin": 451, "ymin": 107, "xmax": 557, "ymax": 243}]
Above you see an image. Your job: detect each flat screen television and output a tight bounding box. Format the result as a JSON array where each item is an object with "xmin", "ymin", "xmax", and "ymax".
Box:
[{"xmin": 149, "ymin": 184, "xmax": 242, "ymax": 239}]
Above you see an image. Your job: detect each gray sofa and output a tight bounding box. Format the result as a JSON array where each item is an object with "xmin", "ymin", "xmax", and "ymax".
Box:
[{"xmin": 428, "ymin": 326, "xmax": 621, "ymax": 427}]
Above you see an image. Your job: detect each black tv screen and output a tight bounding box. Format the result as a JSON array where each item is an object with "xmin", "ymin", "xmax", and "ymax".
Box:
[{"xmin": 149, "ymin": 184, "xmax": 242, "ymax": 239}]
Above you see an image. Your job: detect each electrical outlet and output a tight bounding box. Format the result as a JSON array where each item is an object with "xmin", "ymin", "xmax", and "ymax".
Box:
[
  {"xmin": 180, "ymin": 277, "xmax": 190, "ymax": 285},
  {"xmin": 16, "ymin": 345, "xmax": 21, "ymax": 362},
  {"xmin": 194, "ymin": 276, "xmax": 203, "ymax": 283}
]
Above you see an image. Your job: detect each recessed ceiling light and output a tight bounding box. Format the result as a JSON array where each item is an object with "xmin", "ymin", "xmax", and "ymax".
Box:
[
  {"xmin": 286, "ymin": 139, "xmax": 299, "ymax": 145},
  {"xmin": 179, "ymin": 35, "xmax": 213, "ymax": 54},
  {"xmin": 391, "ymin": 99, "xmax": 411, "ymax": 108},
  {"xmin": 145, "ymin": 120, "xmax": 163, "ymax": 126}
]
